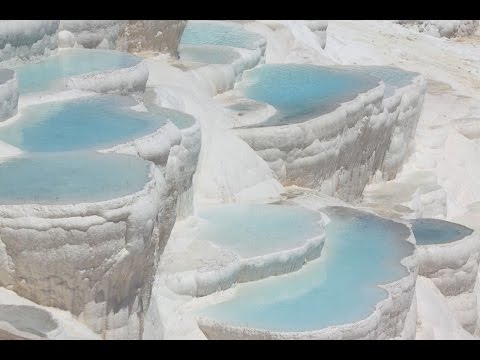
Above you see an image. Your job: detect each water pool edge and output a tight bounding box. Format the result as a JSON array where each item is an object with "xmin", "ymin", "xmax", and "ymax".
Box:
[
  {"xmin": 416, "ymin": 227, "xmax": 480, "ymax": 333},
  {"xmin": 195, "ymin": 212, "xmax": 419, "ymax": 340},
  {"xmin": 163, "ymin": 222, "xmax": 327, "ymax": 297},
  {"xmin": 234, "ymin": 73, "xmax": 426, "ymax": 202},
  {"xmin": 66, "ymin": 61, "xmax": 149, "ymax": 96},
  {"xmin": 0, "ymin": 163, "xmax": 168, "ymax": 338}
]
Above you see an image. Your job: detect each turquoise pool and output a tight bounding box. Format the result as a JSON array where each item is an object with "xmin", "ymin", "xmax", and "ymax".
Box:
[
  {"xmin": 14, "ymin": 48, "xmax": 141, "ymax": 94},
  {"xmin": 411, "ymin": 218, "xmax": 473, "ymax": 245},
  {"xmin": 345, "ymin": 66, "xmax": 418, "ymax": 97},
  {"xmin": 236, "ymin": 64, "xmax": 380, "ymax": 127},
  {"xmin": 179, "ymin": 45, "xmax": 241, "ymax": 65},
  {"xmin": 199, "ymin": 206, "xmax": 413, "ymax": 331},
  {"xmin": 0, "ymin": 95, "xmax": 167, "ymax": 152},
  {"xmin": 143, "ymin": 89, "xmax": 196, "ymax": 129},
  {"xmin": 0, "ymin": 152, "xmax": 151, "ymax": 205}
]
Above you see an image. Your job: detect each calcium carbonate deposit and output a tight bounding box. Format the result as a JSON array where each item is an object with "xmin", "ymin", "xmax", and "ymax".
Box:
[{"xmin": 0, "ymin": 19, "xmax": 479, "ymax": 341}]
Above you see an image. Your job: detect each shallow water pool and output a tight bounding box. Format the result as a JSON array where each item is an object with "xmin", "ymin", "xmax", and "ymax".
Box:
[
  {"xmin": 0, "ymin": 68, "xmax": 14, "ymax": 84},
  {"xmin": 199, "ymin": 206, "xmax": 413, "ymax": 332},
  {"xmin": 345, "ymin": 66, "xmax": 418, "ymax": 97},
  {"xmin": 143, "ymin": 89, "xmax": 196, "ymax": 129},
  {"xmin": 0, "ymin": 152, "xmax": 151, "ymax": 205},
  {"xmin": 196, "ymin": 204, "xmax": 324, "ymax": 257},
  {"xmin": 411, "ymin": 218, "xmax": 473, "ymax": 245},
  {"xmin": 0, "ymin": 95, "xmax": 167, "ymax": 152},
  {"xmin": 180, "ymin": 21, "xmax": 264, "ymax": 51},
  {"xmin": 236, "ymin": 64, "xmax": 380, "ymax": 127},
  {"xmin": 178, "ymin": 45, "xmax": 241, "ymax": 65}
]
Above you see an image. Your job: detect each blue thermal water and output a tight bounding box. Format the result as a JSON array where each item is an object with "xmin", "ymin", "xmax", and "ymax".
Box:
[
  {"xmin": 411, "ymin": 218, "xmax": 473, "ymax": 245},
  {"xmin": 179, "ymin": 45, "xmax": 241, "ymax": 65},
  {"xmin": 345, "ymin": 66, "xmax": 418, "ymax": 97},
  {"xmin": 200, "ymin": 206, "xmax": 413, "ymax": 331},
  {"xmin": 236, "ymin": 64, "xmax": 380, "ymax": 127},
  {"xmin": 14, "ymin": 48, "xmax": 141, "ymax": 94},
  {"xmin": 0, "ymin": 152, "xmax": 151, "ymax": 205},
  {"xmin": 196, "ymin": 204, "xmax": 324, "ymax": 257},
  {"xmin": 0, "ymin": 95, "xmax": 167, "ymax": 152},
  {"xmin": 180, "ymin": 21, "xmax": 263, "ymax": 50}
]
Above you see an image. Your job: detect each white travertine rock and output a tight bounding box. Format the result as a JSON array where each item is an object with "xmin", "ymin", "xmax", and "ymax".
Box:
[
  {"xmin": 437, "ymin": 133, "xmax": 480, "ymax": 209},
  {"xmin": 416, "ymin": 230, "xmax": 480, "ymax": 333},
  {"xmin": 415, "ymin": 276, "xmax": 475, "ymax": 339},
  {"xmin": 307, "ymin": 21, "xmax": 328, "ymax": 49},
  {"xmin": 0, "ymin": 287, "xmax": 100, "ymax": 340},
  {"xmin": 160, "ymin": 213, "xmax": 327, "ymax": 297},
  {"xmin": 0, "ymin": 20, "xmax": 59, "ymax": 65},
  {"xmin": 235, "ymin": 76, "xmax": 426, "ymax": 202},
  {"xmin": 244, "ymin": 20, "xmax": 332, "ymax": 65},
  {"xmin": 0, "ymin": 100, "xmax": 201, "ymax": 338},
  {"xmin": 1, "ymin": 19, "xmax": 458, "ymax": 341},
  {"xmin": 361, "ymin": 170, "xmax": 448, "ymax": 221},
  {"xmin": 178, "ymin": 44, "xmax": 265, "ymax": 97},
  {"xmin": 144, "ymin": 65, "xmax": 284, "ymax": 204},
  {"xmin": 396, "ymin": 20, "xmax": 479, "ymax": 38},
  {"xmin": 66, "ymin": 61, "xmax": 149, "ymax": 96},
  {"xmin": 181, "ymin": 48, "xmax": 266, "ymax": 98},
  {"xmin": 0, "ymin": 69, "xmax": 18, "ymax": 122},
  {"xmin": 453, "ymin": 118, "xmax": 480, "ymax": 140},
  {"xmin": 0, "ymin": 164, "xmax": 170, "ymax": 339}
]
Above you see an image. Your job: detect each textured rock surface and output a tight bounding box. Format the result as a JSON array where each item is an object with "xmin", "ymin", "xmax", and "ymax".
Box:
[
  {"xmin": 0, "ymin": 106, "xmax": 201, "ymax": 339},
  {"xmin": 59, "ymin": 21, "xmax": 128, "ymax": 50},
  {"xmin": 235, "ymin": 76, "xmax": 426, "ymax": 202},
  {"xmin": 417, "ymin": 231, "xmax": 480, "ymax": 333},
  {"xmin": 415, "ymin": 276, "xmax": 476, "ymax": 339},
  {"xmin": 58, "ymin": 20, "xmax": 187, "ymax": 58},
  {"xmin": 0, "ymin": 165, "xmax": 168, "ymax": 339},
  {"xmin": 0, "ymin": 20, "xmax": 59, "ymax": 65},
  {"xmin": 361, "ymin": 170, "xmax": 447, "ymax": 220},
  {"xmin": 306, "ymin": 21, "xmax": 328, "ymax": 49},
  {"xmin": 66, "ymin": 61, "xmax": 149, "ymax": 96},
  {"xmin": 160, "ymin": 212, "xmax": 326, "ymax": 297},
  {"xmin": 0, "ymin": 69, "xmax": 18, "ymax": 122},
  {"xmin": 0, "ymin": 287, "xmax": 100, "ymax": 339},
  {"xmin": 100, "ymin": 111, "xmax": 202, "ymax": 221}
]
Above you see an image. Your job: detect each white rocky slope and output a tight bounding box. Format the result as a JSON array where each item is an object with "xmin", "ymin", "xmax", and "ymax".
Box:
[
  {"xmin": 58, "ymin": 20, "xmax": 187, "ymax": 57},
  {"xmin": 321, "ymin": 21, "xmax": 480, "ymax": 338},
  {"xmin": 144, "ymin": 57, "xmax": 284, "ymax": 205},
  {"xmin": 396, "ymin": 20, "xmax": 479, "ymax": 39}
]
